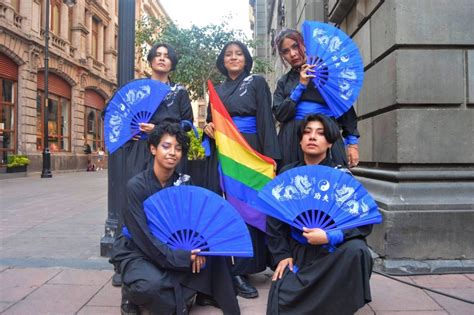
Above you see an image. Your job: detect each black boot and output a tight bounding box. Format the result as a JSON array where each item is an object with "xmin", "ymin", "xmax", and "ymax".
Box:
[
  {"xmin": 121, "ymin": 287, "xmax": 139, "ymax": 315},
  {"xmin": 112, "ymin": 272, "xmax": 122, "ymax": 287},
  {"xmin": 232, "ymin": 275, "xmax": 258, "ymax": 299},
  {"xmin": 196, "ymin": 293, "xmax": 219, "ymax": 308}
]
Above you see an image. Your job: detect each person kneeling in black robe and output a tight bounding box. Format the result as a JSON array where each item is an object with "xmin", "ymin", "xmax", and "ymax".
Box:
[
  {"xmin": 110, "ymin": 122, "xmax": 240, "ymax": 315},
  {"xmin": 266, "ymin": 114, "xmax": 373, "ymax": 315}
]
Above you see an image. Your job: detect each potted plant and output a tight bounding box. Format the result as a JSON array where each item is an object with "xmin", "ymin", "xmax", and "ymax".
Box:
[
  {"xmin": 6, "ymin": 154, "xmax": 30, "ymax": 173},
  {"xmin": 187, "ymin": 128, "xmax": 206, "ymax": 186}
]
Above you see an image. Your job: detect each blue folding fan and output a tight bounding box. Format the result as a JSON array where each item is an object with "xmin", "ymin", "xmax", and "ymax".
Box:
[
  {"xmin": 257, "ymin": 165, "xmax": 382, "ymax": 243},
  {"xmin": 301, "ymin": 21, "xmax": 364, "ymax": 118},
  {"xmin": 104, "ymin": 79, "xmax": 170, "ymax": 153},
  {"xmin": 142, "ymin": 186, "xmax": 253, "ymax": 257}
]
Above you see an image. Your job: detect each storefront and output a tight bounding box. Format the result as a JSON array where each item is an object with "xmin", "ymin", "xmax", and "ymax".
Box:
[{"xmin": 0, "ymin": 52, "xmax": 18, "ymax": 165}]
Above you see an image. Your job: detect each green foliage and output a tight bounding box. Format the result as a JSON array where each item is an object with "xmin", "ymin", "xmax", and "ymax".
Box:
[
  {"xmin": 7, "ymin": 155, "xmax": 30, "ymax": 168},
  {"xmin": 136, "ymin": 16, "xmax": 273, "ymax": 100},
  {"xmin": 187, "ymin": 128, "xmax": 205, "ymax": 160}
]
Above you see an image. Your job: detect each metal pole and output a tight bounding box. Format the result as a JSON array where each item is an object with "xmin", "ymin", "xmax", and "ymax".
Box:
[
  {"xmin": 100, "ymin": 0, "xmax": 135, "ymax": 257},
  {"xmin": 41, "ymin": 0, "xmax": 52, "ymax": 178}
]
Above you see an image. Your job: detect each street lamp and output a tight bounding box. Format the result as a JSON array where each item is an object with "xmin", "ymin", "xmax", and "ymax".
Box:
[{"xmin": 41, "ymin": 0, "xmax": 76, "ymax": 178}]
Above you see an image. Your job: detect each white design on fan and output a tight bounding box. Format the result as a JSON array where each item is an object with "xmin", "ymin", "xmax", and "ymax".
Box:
[
  {"xmin": 125, "ymin": 85, "xmax": 151, "ymax": 106},
  {"xmin": 344, "ymin": 199, "xmax": 360, "ymax": 215},
  {"xmin": 108, "ymin": 112, "xmax": 122, "ymax": 143},
  {"xmin": 335, "ymin": 184, "xmax": 355, "ymax": 205},
  {"xmin": 318, "ymin": 179, "xmax": 330, "ymax": 191}
]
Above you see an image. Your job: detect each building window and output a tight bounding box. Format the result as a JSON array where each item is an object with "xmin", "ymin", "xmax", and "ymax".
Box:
[
  {"xmin": 0, "ymin": 79, "xmax": 16, "ymax": 165},
  {"xmin": 11, "ymin": 0, "xmax": 20, "ymax": 12},
  {"xmin": 36, "ymin": 92, "xmax": 71, "ymax": 152},
  {"xmin": 51, "ymin": 0, "xmax": 61, "ymax": 34},
  {"xmin": 84, "ymin": 107, "xmax": 103, "ymax": 151},
  {"xmin": 92, "ymin": 17, "xmax": 99, "ymax": 59}
]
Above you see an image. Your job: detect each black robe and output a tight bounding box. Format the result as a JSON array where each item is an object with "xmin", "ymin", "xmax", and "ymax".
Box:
[
  {"xmin": 266, "ymin": 157, "xmax": 373, "ymax": 315},
  {"xmin": 273, "ymin": 69, "xmax": 360, "ymax": 169},
  {"xmin": 108, "ymin": 81, "xmax": 193, "ymax": 235},
  {"xmin": 203, "ymin": 72, "xmax": 281, "ymax": 275},
  {"xmin": 110, "ymin": 169, "xmax": 240, "ymax": 315}
]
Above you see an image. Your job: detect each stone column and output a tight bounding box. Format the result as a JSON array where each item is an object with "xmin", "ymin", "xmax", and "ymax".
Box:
[
  {"xmin": 85, "ymin": 10, "xmax": 92, "ymax": 58},
  {"xmin": 330, "ymin": 0, "xmax": 474, "ymax": 273}
]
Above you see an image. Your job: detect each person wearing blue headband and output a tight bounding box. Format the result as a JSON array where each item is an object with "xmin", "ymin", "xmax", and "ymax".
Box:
[{"xmin": 273, "ymin": 29, "xmax": 360, "ymax": 170}]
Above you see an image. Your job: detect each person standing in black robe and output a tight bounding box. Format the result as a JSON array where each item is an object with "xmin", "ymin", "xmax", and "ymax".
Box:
[
  {"xmin": 273, "ymin": 29, "xmax": 360, "ymax": 169},
  {"xmin": 110, "ymin": 122, "xmax": 240, "ymax": 315},
  {"xmin": 267, "ymin": 114, "xmax": 373, "ymax": 315},
  {"xmin": 108, "ymin": 43, "xmax": 194, "ymax": 290},
  {"xmin": 202, "ymin": 41, "xmax": 281, "ymax": 299}
]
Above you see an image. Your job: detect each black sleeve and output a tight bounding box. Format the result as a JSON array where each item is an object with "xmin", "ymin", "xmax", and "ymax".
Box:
[
  {"xmin": 266, "ymin": 216, "xmax": 292, "ymax": 268},
  {"xmin": 273, "ymin": 76, "xmax": 298, "ymax": 123},
  {"xmin": 343, "ymin": 225, "xmax": 373, "ymax": 240},
  {"xmin": 255, "ymin": 77, "xmax": 281, "ymax": 160},
  {"xmin": 124, "ymin": 179, "xmax": 191, "ymax": 271},
  {"xmin": 177, "ymin": 89, "xmax": 194, "ymax": 131},
  {"xmin": 336, "ymin": 106, "xmax": 360, "ymax": 138}
]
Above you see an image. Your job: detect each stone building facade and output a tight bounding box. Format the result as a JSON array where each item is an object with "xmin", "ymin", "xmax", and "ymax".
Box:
[
  {"xmin": 0, "ymin": 0, "xmax": 167, "ymax": 172},
  {"xmin": 251, "ymin": 0, "xmax": 474, "ymax": 271}
]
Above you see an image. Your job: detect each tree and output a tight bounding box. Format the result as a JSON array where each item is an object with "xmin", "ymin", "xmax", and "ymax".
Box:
[{"xmin": 136, "ymin": 16, "xmax": 272, "ymax": 101}]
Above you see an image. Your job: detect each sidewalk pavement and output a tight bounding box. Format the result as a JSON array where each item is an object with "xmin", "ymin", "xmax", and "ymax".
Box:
[{"xmin": 1, "ymin": 171, "xmax": 473, "ymax": 314}]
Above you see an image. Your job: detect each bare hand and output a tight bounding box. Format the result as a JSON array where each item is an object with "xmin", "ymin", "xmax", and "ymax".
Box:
[
  {"xmin": 302, "ymin": 227, "xmax": 328, "ymax": 245},
  {"xmin": 346, "ymin": 144, "xmax": 359, "ymax": 168},
  {"xmin": 190, "ymin": 249, "xmax": 206, "ymax": 273},
  {"xmin": 203, "ymin": 122, "xmax": 215, "ymax": 139},
  {"xmin": 272, "ymin": 257, "xmax": 294, "ymax": 281},
  {"xmin": 299, "ymin": 64, "xmax": 316, "ymax": 86},
  {"xmin": 139, "ymin": 123, "xmax": 155, "ymax": 134}
]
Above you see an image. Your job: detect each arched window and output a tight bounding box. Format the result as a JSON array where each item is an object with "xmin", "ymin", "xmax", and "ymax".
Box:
[
  {"xmin": 51, "ymin": 0, "xmax": 61, "ymax": 34},
  {"xmin": 0, "ymin": 52, "xmax": 18, "ymax": 165},
  {"xmin": 84, "ymin": 89, "xmax": 105, "ymax": 151},
  {"xmin": 36, "ymin": 72, "xmax": 71, "ymax": 152}
]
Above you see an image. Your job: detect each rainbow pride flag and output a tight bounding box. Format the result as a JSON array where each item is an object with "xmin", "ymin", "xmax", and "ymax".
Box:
[{"xmin": 207, "ymin": 80, "xmax": 276, "ymax": 232}]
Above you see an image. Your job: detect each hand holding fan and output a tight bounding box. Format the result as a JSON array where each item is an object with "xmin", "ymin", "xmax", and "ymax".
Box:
[
  {"xmin": 104, "ymin": 79, "xmax": 170, "ymax": 153},
  {"xmin": 257, "ymin": 165, "xmax": 382, "ymax": 243},
  {"xmin": 302, "ymin": 21, "xmax": 364, "ymax": 118},
  {"xmin": 142, "ymin": 186, "xmax": 254, "ymax": 257}
]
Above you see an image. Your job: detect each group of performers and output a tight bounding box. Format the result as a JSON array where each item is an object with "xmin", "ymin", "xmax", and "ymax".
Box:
[{"xmin": 110, "ymin": 28, "xmax": 373, "ymax": 315}]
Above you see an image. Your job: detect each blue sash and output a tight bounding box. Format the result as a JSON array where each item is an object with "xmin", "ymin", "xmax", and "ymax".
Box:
[
  {"xmin": 295, "ymin": 101, "xmax": 334, "ymax": 120},
  {"xmin": 232, "ymin": 116, "xmax": 257, "ymax": 134}
]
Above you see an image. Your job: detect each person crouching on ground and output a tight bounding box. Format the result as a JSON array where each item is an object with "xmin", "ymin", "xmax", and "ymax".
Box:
[
  {"xmin": 110, "ymin": 122, "xmax": 240, "ymax": 315},
  {"xmin": 266, "ymin": 114, "xmax": 373, "ymax": 315}
]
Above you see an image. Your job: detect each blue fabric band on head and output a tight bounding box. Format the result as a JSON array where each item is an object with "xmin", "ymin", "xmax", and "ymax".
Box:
[
  {"xmin": 290, "ymin": 83, "xmax": 307, "ymax": 102},
  {"xmin": 232, "ymin": 116, "xmax": 257, "ymax": 134},
  {"xmin": 294, "ymin": 101, "xmax": 335, "ymax": 120}
]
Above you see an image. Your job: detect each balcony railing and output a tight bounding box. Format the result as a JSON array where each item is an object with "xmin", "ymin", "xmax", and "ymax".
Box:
[
  {"xmin": 13, "ymin": 11, "xmax": 22, "ymax": 28},
  {"xmin": 40, "ymin": 29, "xmax": 68, "ymax": 52}
]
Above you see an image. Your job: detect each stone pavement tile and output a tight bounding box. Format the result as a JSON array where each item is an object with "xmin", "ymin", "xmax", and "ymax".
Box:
[
  {"xmin": 87, "ymin": 280, "xmax": 121, "ymax": 307},
  {"xmin": 368, "ymin": 274, "xmax": 443, "ymax": 312},
  {"xmin": 77, "ymin": 305, "xmax": 121, "ymax": 315},
  {"xmin": 0, "ymin": 302, "xmax": 14, "ymax": 313},
  {"xmin": 410, "ymin": 274, "xmax": 474, "ymax": 289},
  {"xmin": 0, "ymin": 266, "xmax": 9, "ymax": 272},
  {"xmin": 0, "ymin": 268, "xmax": 61, "ymax": 302},
  {"xmin": 48, "ymin": 269, "xmax": 113, "ymax": 286},
  {"xmin": 3, "ymin": 283, "xmax": 102, "ymax": 315},
  {"xmin": 426, "ymin": 288, "xmax": 474, "ymax": 315},
  {"xmin": 240, "ymin": 303, "xmax": 267, "ymax": 314},
  {"xmin": 355, "ymin": 304, "xmax": 375, "ymax": 314},
  {"xmin": 465, "ymin": 274, "xmax": 474, "ymax": 281}
]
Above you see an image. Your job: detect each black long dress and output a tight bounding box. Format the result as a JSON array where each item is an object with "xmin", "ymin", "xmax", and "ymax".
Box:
[
  {"xmin": 204, "ymin": 72, "xmax": 281, "ymax": 275},
  {"xmin": 110, "ymin": 169, "xmax": 240, "ymax": 315},
  {"xmin": 266, "ymin": 157, "xmax": 373, "ymax": 315},
  {"xmin": 109, "ymin": 81, "xmax": 193, "ymax": 235},
  {"xmin": 273, "ymin": 69, "xmax": 360, "ymax": 168}
]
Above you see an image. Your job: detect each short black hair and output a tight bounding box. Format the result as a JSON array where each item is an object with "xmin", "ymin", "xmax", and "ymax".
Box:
[
  {"xmin": 147, "ymin": 43, "xmax": 179, "ymax": 71},
  {"xmin": 216, "ymin": 41, "xmax": 253, "ymax": 77},
  {"xmin": 148, "ymin": 121, "xmax": 190, "ymax": 155},
  {"xmin": 298, "ymin": 114, "xmax": 340, "ymax": 144}
]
